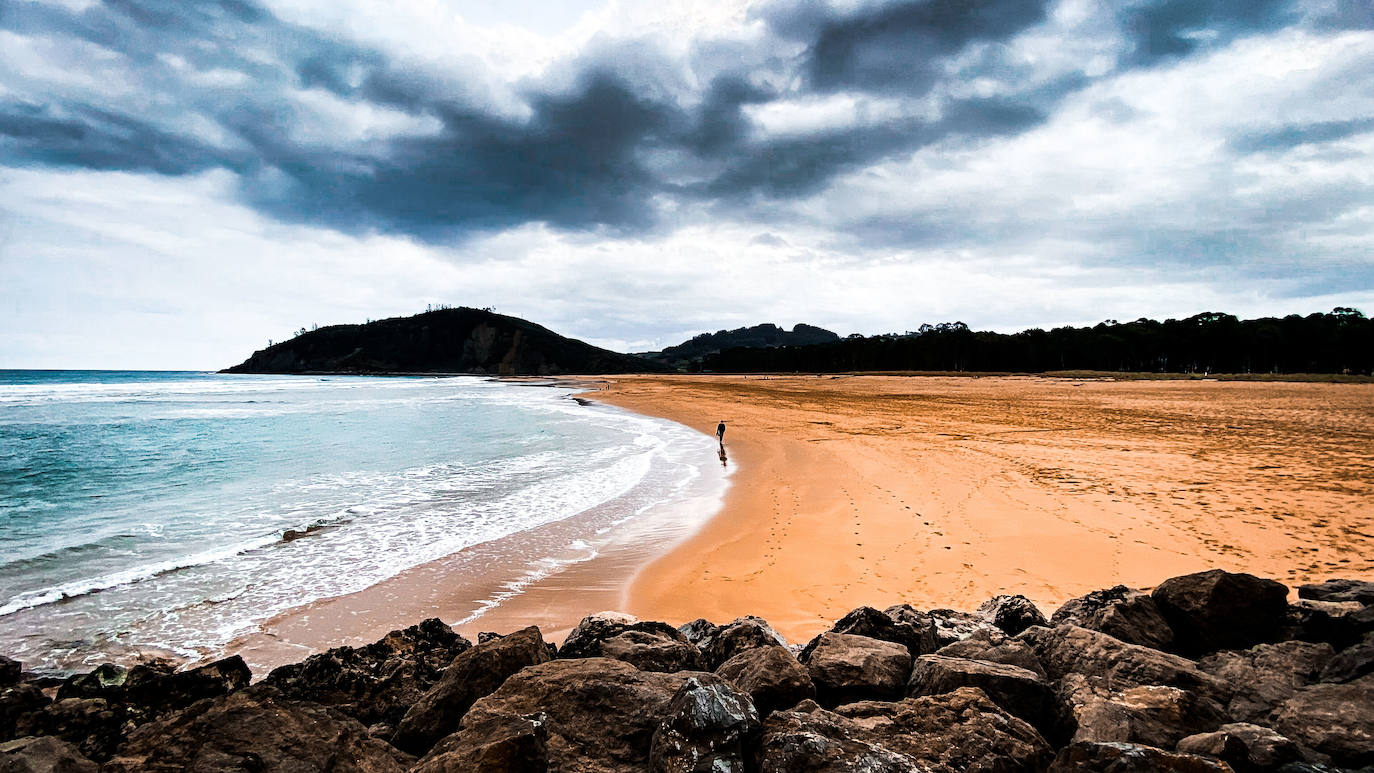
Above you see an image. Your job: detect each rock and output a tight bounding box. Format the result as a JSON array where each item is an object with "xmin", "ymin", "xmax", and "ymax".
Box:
[
  {"xmin": 559, "ymin": 612, "xmax": 695, "ymax": 664},
  {"xmin": 55, "ymin": 665, "xmax": 130, "ymax": 701},
  {"xmin": 0, "ymin": 660, "xmax": 21, "ymax": 690},
  {"xmin": 411, "ymin": 714, "xmax": 549, "ymax": 773},
  {"xmin": 265, "ymin": 618, "xmax": 471, "ymax": 727},
  {"xmin": 1285, "ymin": 601, "xmax": 1369, "ymax": 650},
  {"xmin": 800, "ymin": 632, "xmax": 912, "ymax": 706},
  {"xmin": 649, "ymin": 675, "xmax": 759, "ymax": 773},
  {"xmin": 826, "ymin": 606, "xmax": 938, "ymax": 657},
  {"xmin": 393, "ymin": 625, "xmax": 551, "ymax": 755},
  {"xmin": 755, "ymin": 687, "xmax": 1053, "ymax": 773},
  {"xmin": 0, "ymin": 735, "xmax": 99, "ymax": 773},
  {"xmin": 477, "ymin": 632, "xmax": 502, "ymax": 645},
  {"xmin": 907, "ymin": 654, "xmax": 1053, "ymax": 730},
  {"xmin": 978, "ymin": 594, "xmax": 1049, "ymax": 636},
  {"xmin": 1178, "ymin": 723, "xmax": 1303, "ymax": 773},
  {"xmin": 1298, "ymin": 579, "xmax": 1374, "ymax": 606},
  {"xmin": 677, "ymin": 619, "xmax": 720, "ymax": 652},
  {"xmin": 921, "ymin": 607, "xmax": 1001, "ymax": 648},
  {"xmin": 123, "ymin": 655, "xmax": 251, "ymax": 718},
  {"xmin": 1052, "ymin": 585, "xmax": 1176, "ymax": 651},
  {"xmin": 599, "ymin": 630, "xmax": 704, "ymax": 673},
  {"xmin": 1152, "ymin": 570, "xmax": 1290, "ymax": 656},
  {"xmin": 0, "ymin": 685, "xmax": 50, "ymax": 741},
  {"xmin": 714, "ymin": 645, "xmax": 815, "ymax": 716},
  {"xmin": 1269, "ymin": 675, "xmax": 1374, "ymax": 767},
  {"xmin": 935, "ymin": 628, "xmax": 1046, "ymax": 677},
  {"xmin": 701, "ymin": 617, "xmax": 788, "ymax": 670},
  {"xmin": 458, "ymin": 657, "xmax": 700, "ymax": 773},
  {"xmin": 1050, "ymin": 741, "xmax": 1236, "ymax": 772},
  {"xmin": 1060, "ymin": 680, "xmax": 1230, "ymax": 749},
  {"xmin": 1198, "ymin": 641, "xmax": 1333, "ymax": 723},
  {"xmin": 14, "ymin": 699, "xmax": 126, "ymax": 763},
  {"xmin": 103, "ymin": 685, "xmax": 412, "ymax": 772},
  {"xmin": 1019, "ymin": 625, "xmax": 1230, "ymax": 699},
  {"xmin": 1319, "ymin": 631, "xmax": 1374, "ymax": 683}
]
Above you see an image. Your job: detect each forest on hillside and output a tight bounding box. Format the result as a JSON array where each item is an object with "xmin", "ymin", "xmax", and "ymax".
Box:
[{"xmin": 700, "ymin": 309, "xmax": 1372, "ymax": 375}]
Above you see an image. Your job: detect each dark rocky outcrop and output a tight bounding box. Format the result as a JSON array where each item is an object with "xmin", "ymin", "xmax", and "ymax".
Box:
[
  {"xmin": 1319, "ymin": 630, "xmax": 1374, "ymax": 683},
  {"xmin": 1298, "ymin": 579, "xmax": 1374, "ymax": 606},
  {"xmin": 1050, "ymin": 741, "xmax": 1236, "ymax": 772},
  {"xmin": 688, "ymin": 617, "xmax": 788, "ymax": 671},
  {"xmin": 559, "ymin": 612, "xmax": 702, "ymax": 672},
  {"xmin": 799, "ymin": 632, "xmax": 912, "ymax": 707},
  {"xmin": 393, "ymin": 626, "xmax": 550, "ymax": 755},
  {"xmin": 935, "ymin": 628, "xmax": 1046, "ymax": 676},
  {"xmin": 122, "ymin": 655, "xmax": 251, "ymax": 719},
  {"xmin": 1177, "ymin": 723, "xmax": 1304, "ymax": 773},
  {"xmin": 0, "ymin": 685, "xmax": 50, "ymax": 741},
  {"xmin": 649, "ymin": 676, "xmax": 759, "ymax": 773},
  {"xmin": 714, "ymin": 645, "xmax": 815, "ymax": 717},
  {"xmin": 1052, "ymin": 585, "xmax": 1175, "ymax": 651},
  {"xmin": 224, "ymin": 307, "xmax": 666, "ymax": 376},
  {"xmin": 411, "ymin": 715, "xmax": 549, "ymax": 773},
  {"xmin": 54, "ymin": 665, "xmax": 130, "ymax": 702},
  {"xmin": 922, "ymin": 607, "xmax": 1003, "ymax": 648},
  {"xmin": 0, "ymin": 735, "xmax": 99, "ymax": 773},
  {"xmin": 908, "ymin": 654, "xmax": 1054, "ymax": 730},
  {"xmin": 755, "ymin": 688, "xmax": 1054, "ymax": 773},
  {"xmin": 1152, "ymin": 570, "xmax": 1291, "ymax": 656},
  {"xmin": 1268, "ymin": 675, "xmax": 1374, "ymax": 767},
  {"xmin": 824, "ymin": 605, "xmax": 938, "ymax": 658},
  {"xmin": 1019, "ymin": 625, "xmax": 1230, "ymax": 699},
  {"xmin": 978, "ymin": 594, "xmax": 1049, "ymax": 636},
  {"xmin": 1198, "ymin": 641, "xmax": 1334, "ymax": 723},
  {"xmin": 265, "ymin": 618, "xmax": 471, "ymax": 728},
  {"xmin": 0, "ymin": 660, "xmax": 20, "ymax": 691}
]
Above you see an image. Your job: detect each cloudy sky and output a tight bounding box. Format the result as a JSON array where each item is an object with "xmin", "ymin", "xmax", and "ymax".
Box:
[{"xmin": 1, "ymin": 0, "xmax": 1371, "ymax": 368}]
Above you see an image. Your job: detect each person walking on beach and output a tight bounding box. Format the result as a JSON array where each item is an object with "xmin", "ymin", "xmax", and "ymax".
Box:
[{"xmin": 716, "ymin": 420, "xmax": 726, "ymax": 444}]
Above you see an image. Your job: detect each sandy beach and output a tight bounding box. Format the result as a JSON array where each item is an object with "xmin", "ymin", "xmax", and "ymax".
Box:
[{"xmin": 237, "ymin": 373, "xmax": 1373, "ymax": 669}]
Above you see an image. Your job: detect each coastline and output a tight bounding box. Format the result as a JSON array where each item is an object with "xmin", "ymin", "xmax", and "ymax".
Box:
[{"xmin": 593, "ymin": 374, "xmax": 1374, "ymax": 646}]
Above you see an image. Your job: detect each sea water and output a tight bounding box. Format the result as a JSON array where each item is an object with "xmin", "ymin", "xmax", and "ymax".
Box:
[{"xmin": 0, "ymin": 371, "xmax": 725, "ymax": 672}]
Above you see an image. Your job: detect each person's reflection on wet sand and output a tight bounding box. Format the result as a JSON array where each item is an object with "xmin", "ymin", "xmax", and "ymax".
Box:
[{"xmin": 718, "ymin": 443, "xmax": 727, "ymax": 467}]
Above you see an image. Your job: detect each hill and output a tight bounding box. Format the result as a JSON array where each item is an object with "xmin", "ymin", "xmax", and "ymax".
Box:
[
  {"xmin": 222, "ymin": 308, "xmax": 666, "ymax": 376},
  {"xmin": 645, "ymin": 323, "xmax": 840, "ymax": 368}
]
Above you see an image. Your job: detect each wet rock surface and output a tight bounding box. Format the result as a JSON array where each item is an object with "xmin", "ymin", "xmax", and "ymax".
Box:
[
  {"xmin": 649, "ymin": 675, "xmax": 759, "ymax": 773},
  {"xmin": 714, "ymin": 644, "xmax": 815, "ymax": 716}
]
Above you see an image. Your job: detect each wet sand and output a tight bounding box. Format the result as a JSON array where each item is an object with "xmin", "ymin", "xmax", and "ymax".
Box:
[{"xmin": 595, "ymin": 375, "xmax": 1374, "ymax": 644}]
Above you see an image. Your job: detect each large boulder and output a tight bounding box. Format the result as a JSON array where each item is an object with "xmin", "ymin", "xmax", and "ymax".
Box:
[
  {"xmin": 1058, "ymin": 679, "xmax": 1230, "ymax": 749},
  {"xmin": 649, "ymin": 676, "xmax": 759, "ymax": 773},
  {"xmin": 1298, "ymin": 579, "xmax": 1374, "ymax": 606},
  {"xmin": 14, "ymin": 699, "xmax": 126, "ymax": 763},
  {"xmin": 1319, "ymin": 630, "xmax": 1374, "ymax": 683},
  {"xmin": 103, "ymin": 685, "xmax": 412, "ymax": 773},
  {"xmin": 935, "ymin": 629, "xmax": 1046, "ymax": 677},
  {"xmin": 1049, "ymin": 741, "xmax": 1236, "ymax": 772},
  {"xmin": 1052, "ymin": 585, "xmax": 1175, "ymax": 651},
  {"xmin": 755, "ymin": 688, "xmax": 1053, "ymax": 773},
  {"xmin": 393, "ymin": 626, "xmax": 551, "ymax": 755},
  {"xmin": 411, "ymin": 715, "xmax": 549, "ymax": 773},
  {"xmin": 907, "ymin": 654, "xmax": 1053, "ymax": 730},
  {"xmin": 1020, "ymin": 625, "xmax": 1229, "ymax": 698},
  {"xmin": 1268, "ymin": 674, "xmax": 1374, "ymax": 767},
  {"xmin": 918, "ymin": 607, "xmax": 1002, "ymax": 648},
  {"xmin": 978, "ymin": 595, "xmax": 1049, "ymax": 636},
  {"xmin": 1152, "ymin": 570, "xmax": 1290, "ymax": 656},
  {"xmin": 1197, "ymin": 641, "xmax": 1333, "ymax": 723},
  {"xmin": 714, "ymin": 645, "xmax": 815, "ymax": 717},
  {"xmin": 0, "ymin": 660, "xmax": 20, "ymax": 690},
  {"xmin": 457, "ymin": 657, "xmax": 702, "ymax": 773},
  {"xmin": 55, "ymin": 665, "xmax": 131, "ymax": 702},
  {"xmin": 1284, "ymin": 600, "xmax": 1370, "ymax": 650},
  {"xmin": 559, "ymin": 612, "xmax": 695, "ymax": 663},
  {"xmin": 265, "ymin": 618, "xmax": 470, "ymax": 727},
  {"xmin": 122, "ymin": 655, "xmax": 252, "ymax": 719},
  {"xmin": 826, "ymin": 606, "xmax": 938, "ymax": 657},
  {"xmin": 0, "ymin": 685, "xmax": 50, "ymax": 741},
  {"xmin": 1177, "ymin": 723, "xmax": 1304, "ymax": 773},
  {"xmin": 599, "ymin": 630, "xmax": 704, "ymax": 673},
  {"xmin": 699, "ymin": 617, "xmax": 788, "ymax": 670},
  {"xmin": 800, "ymin": 633, "xmax": 912, "ymax": 707},
  {"xmin": 0, "ymin": 735, "xmax": 99, "ymax": 773}
]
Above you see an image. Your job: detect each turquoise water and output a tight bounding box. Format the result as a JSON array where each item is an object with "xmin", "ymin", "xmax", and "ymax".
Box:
[{"xmin": 0, "ymin": 371, "xmax": 723, "ymax": 671}]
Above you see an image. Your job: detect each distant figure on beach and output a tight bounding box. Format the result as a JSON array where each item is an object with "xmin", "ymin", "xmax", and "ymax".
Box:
[{"xmin": 716, "ymin": 420, "xmax": 726, "ymax": 443}]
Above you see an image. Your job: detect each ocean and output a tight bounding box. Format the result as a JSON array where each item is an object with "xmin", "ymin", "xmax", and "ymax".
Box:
[{"xmin": 0, "ymin": 371, "xmax": 726, "ymax": 672}]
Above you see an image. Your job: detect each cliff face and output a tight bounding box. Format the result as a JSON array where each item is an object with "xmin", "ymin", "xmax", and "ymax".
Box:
[{"xmin": 222, "ymin": 308, "xmax": 666, "ymax": 375}]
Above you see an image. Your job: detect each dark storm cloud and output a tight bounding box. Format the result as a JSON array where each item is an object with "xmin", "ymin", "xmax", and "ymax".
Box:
[
  {"xmin": 1230, "ymin": 118, "xmax": 1374, "ymax": 154},
  {"xmin": 1117, "ymin": 0, "xmax": 1294, "ymax": 64}
]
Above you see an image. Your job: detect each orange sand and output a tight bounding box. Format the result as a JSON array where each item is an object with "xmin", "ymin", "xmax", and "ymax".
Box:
[{"xmin": 596, "ymin": 375, "xmax": 1374, "ymax": 644}]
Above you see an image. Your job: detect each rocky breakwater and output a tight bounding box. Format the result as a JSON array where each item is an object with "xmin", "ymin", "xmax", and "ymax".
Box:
[{"xmin": 2, "ymin": 569, "xmax": 1372, "ymax": 772}]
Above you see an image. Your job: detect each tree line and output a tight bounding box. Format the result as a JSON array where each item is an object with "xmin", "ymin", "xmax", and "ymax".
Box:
[{"xmin": 699, "ymin": 309, "xmax": 1372, "ymax": 375}]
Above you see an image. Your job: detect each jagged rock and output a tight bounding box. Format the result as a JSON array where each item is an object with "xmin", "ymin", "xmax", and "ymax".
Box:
[
  {"xmin": 1269, "ymin": 675, "xmax": 1374, "ymax": 767},
  {"xmin": 800, "ymin": 632, "xmax": 912, "ymax": 706},
  {"xmin": 1019, "ymin": 625, "xmax": 1230, "ymax": 699},
  {"xmin": 678, "ymin": 619, "xmax": 720, "ymax": 652},
  {"xmin": 412, "ymin": 714, "xmax": 549, "ymax": 773},
  {"xmin": 1320, "ymin": 631, "xmax": 1374, "ymax": 683},
  {"xmin": 0, "ymin": 660, "xmax": 21, "ymax": 690},
  {"xmin": 459, "ymin": 657, "xmax": 701, "ymax": 773},
  {"xmin": 559, "ymin": 612, "xmax": 694, "ymax": 663},
  {"xmin": 755, "ymin": 687, "xmax": 1053, "ymax": 773},
  {"xmin": 393, "ymin": 626, "xmax": 551, "ymax": 755},
  {"xmin": 0, "ymin": 685, "xmax": 50, "ymax": 741},
  {"xmin": 55, "ymin": 665, "xmax": 130, "ymax": 701},
  {"xmin": 907, "ymin": 654, "xmax": 1053, "ymax": 729},
  {"xmin": 477, "ymin": 632, "xmax": 502, "ymax": 645},
  {"xmin": 1178, "ymin": 723, "xmax": 1303, "ymax": 773},
  {"xmin": 599, "ymin": 630, "xmax": 704, "ymax": 673},
  {"xmin": 935, "ymin": 628, "xmax": 1046, "ymax": 677},
  {"xmin": 921, "ymin": 607, "xmax": 1002, "ymax": 648},
  {"xmin": 1298, "ymin": 579, "xmax": 1374, "ymax": 606},
  {"xmin": 265, "ymin": 618, "xmax": 470, "ymax": 727},
  {"xmin": 0, "ymin": 735, "xmax": 99, "ymax": 773},
  {"xmin": 1052, "ymin": 585, "xmax": 1175, "ymax": 651},
  {"xmin": 978, "ymin": 595, "xmax": 1049, "ymax": 636},
  {"xmin": 1285, "ymin": 601, "xmax": 1370, "ymax": 650},
  {"xmin": 701, "ymin": 617, "xmax": 788, "ymax": 670},
  {"xmin": 1198, "ymin": 641, "xmax": 1333, "ymax": 723},
  {"xmin": 649, "ymin": 675, "xmax": 759, "ymax": 773},
  {"xmin": 1060, "ymin": 680, "xmax": 1230, "ymax": 749},
  {"xmin": 714, "ymin": 645, "xmax": 815, "ymax": 716},
  {"xmin": 826, "ymin": 606, "xmax": 938, "ymax": 657},
  {"xmin": 1050, "ymin": 741, "xmax": 1236, "ymax": 772},
  {"xmin": 14, "ymin": 699, "xmax": 126, "ymax": 763},
  {"xmin": 1152, "ymin": 570, "xmax": 1290, "ymax": 656},
  {"xmin": 123, "ymin": 655, "xmax": 251, "ymax": 719},
  {"xmin": 103, "ymin": 685, "xmax": 411, "ymax": 772}
]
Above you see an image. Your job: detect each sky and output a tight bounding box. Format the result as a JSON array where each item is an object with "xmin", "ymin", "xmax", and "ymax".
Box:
[{"xmin": 1, "ymin": 0, "xmax": 1372, "ymax": 368}]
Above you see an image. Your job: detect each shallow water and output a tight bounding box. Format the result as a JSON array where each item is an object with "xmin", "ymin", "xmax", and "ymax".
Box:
[{"xmin": 0, "ymin": 371, "xmax": 724, "ymax": 672}]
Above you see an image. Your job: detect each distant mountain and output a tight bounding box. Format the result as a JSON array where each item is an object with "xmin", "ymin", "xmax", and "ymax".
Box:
[
  {"xmin": 223, "ymin": 307, "xmax": 667, "ymax": 376},
  {"xmin": 647, "ymin": 323, "xmax": 840, "ymax": 366}
]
